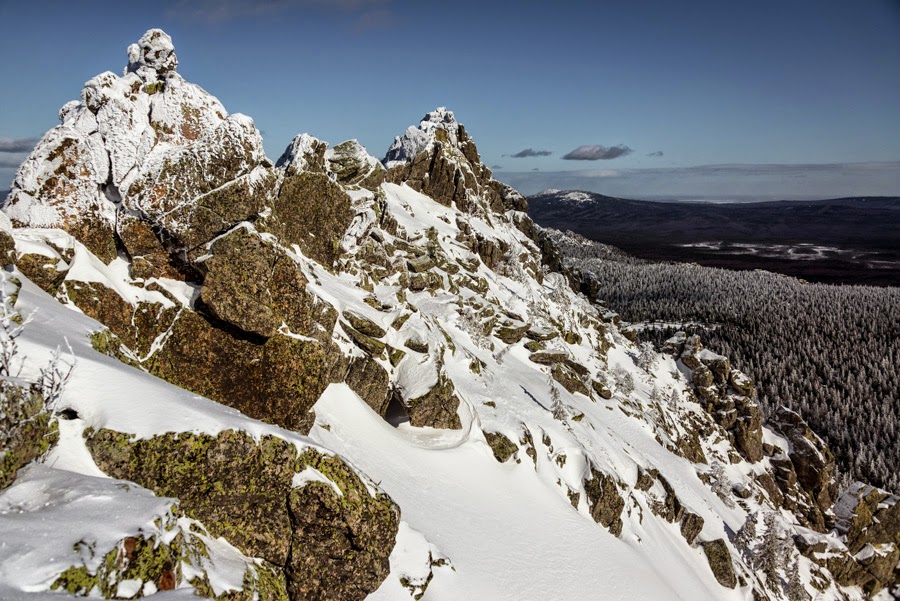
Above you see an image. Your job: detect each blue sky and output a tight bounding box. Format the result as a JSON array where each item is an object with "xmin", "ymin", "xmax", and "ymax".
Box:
[{"xmin": 1, "ymin": 0, "xmax": 898, "ymax": 199}]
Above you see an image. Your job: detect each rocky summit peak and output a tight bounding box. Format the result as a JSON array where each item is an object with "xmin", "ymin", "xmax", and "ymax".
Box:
[
  {"xmin": 382, "ymin": 106, "xmax": 459, "ymax": 169},
  {"xmin": 383, "ymin": 106, "xmax": 528, "ymax": 216},
  {"xmin": 126, "ymin": 28, "xmax": 178, "ymax": 79}
]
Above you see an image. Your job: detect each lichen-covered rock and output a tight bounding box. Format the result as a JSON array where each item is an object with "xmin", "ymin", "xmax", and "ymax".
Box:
[
  {"xmin": 494, "ymin": 323, "xmax": 530, "ymax": 344},
  {"xmin": 127, "ymin": 116, "xmax": 267, "ymax": 244},
  {"xmin": 732, "ymin": 399, "xmax": 763, "ymax": 463},
  {"xmin": 383, "ymin": 108, "xmax": 504, "ymax": 216},
  {"xmin": 165, "ymin": 166, "xmax": 276, "ymax": 252},
  {"xmin": 148, "ymin": 312, "xmax": 328, "ymax": 434},
  {"xmin": 590, "ymin": 379, "xmax": 613, "ymax": 400},
  {"xmin": 86, "ymin": 429, "xmax": 297, "ymax": 565},
  {"xmin": 484, "ymin": 431, "xmax": 518, "ymax": 463},
  {"xmin": 275, "ymin": 133, "xmax": 328, "ymax": 174},
  {"xmin": 325, "ymin": 140, "xmax": 386, "ymax": 189},
  {"xmin": 264, "ymin": 170, "xmax": 353, "ymax": 268},
  {"xmin": 659, "ymin": 476, "xmax": 687, "ymax": 522},
  {"xmin": 680, "ymin": 512, "xmax": 704, "ymax": 545},
  {"xmin": 16, "ymin": 253, "xmax": 68, "ymax": 295},
  {"xmin": 407, "ymin": 373, "xmax": 462, "ymax": 430},
  {"xmin": 344, "ymin": 356, "xmax": 390, "ymax": 415},
  {"xmin": 288, "ymin": 449, "xmax": 399, "ymax": 601},
  {"xmin": 3, "ymin": 28, "xmax": 264, "ymax": 265},
  {"xmin": 0, "ymin": 230, "xmax": 17, "ymax": 265},
  {"xmin": 199, "ymin": 226, "xmax": 322, "ymax": 339},
  {"xmin": 52, "ymin": 534, "xmax": 184, "ymax": 597},
  {"xmin": 5, "ymin": 128, "xmax": 117, "ymax": 263},
  {"xmin": 584, "ymin": 468, "xmax": 624, "ymax": 537},
  {"xmin": 528, "ymin": 350, "xmax": 568, "ymax": 365},
  {"xmin": 729, "ymin": 369, "xmax": 754, "ymax": 397},
  {"xmin": 66, "ymin": 281, "xmax": 179, "ymax": 359},
  {"xmin": 701, "ymin": 539, "xmax": 737, "ymax": 588},
  {"xmin": 827, "ymin": 482, "xmax": 900, "ymax": 595},
  {"xmin": 117, "ymin": 213, "xmax": 181, "ymax": 280},
  {"xmin": 86, "ymin": 430, "xmax": 399, "ymax": 600},
  {"xmin": 343, "ymin": 310, "xmax": 386, "ymax": 339},
  {"xmin": 551, "ymin": 364, "xmax": 590, "ymax": 397}
]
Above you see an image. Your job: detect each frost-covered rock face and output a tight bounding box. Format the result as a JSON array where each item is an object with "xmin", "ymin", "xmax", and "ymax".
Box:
[
  {"xmin": 127, "ymin": 28, "xmax": 178, "ymax": 77},
  {"xmin": 3, "ymin": 28, "xmax": 252, "ymax": 263}
]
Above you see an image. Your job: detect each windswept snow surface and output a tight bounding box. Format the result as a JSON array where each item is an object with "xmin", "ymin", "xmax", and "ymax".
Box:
[{"xmin": 314, "ymin": 384, "xmax": 735, "ymax": 601}]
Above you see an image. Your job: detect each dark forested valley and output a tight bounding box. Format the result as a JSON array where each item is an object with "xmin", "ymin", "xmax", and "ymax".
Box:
[{"xmin": 546, "ymin": 229, "xmax": 900, "ymax": 492}]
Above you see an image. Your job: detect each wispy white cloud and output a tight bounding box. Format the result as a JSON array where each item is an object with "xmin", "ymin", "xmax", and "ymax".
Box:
[
  {"xmin": 562, "ymin": 144, "xmax": 632, "ymax": 160},
  {"xmin": 506, "ymin": 148, "xmax": 553, "ymax": 158}
]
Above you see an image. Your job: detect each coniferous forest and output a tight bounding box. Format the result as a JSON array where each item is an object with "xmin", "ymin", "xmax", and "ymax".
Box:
[{"xmin": 547, "ymin": 229, "xmax": 900, "ymax": 492}]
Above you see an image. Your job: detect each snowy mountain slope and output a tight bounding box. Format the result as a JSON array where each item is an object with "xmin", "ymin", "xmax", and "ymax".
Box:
[{"xmin": 1, "ymin": 28, "xmax": 898, "ymax": 601}]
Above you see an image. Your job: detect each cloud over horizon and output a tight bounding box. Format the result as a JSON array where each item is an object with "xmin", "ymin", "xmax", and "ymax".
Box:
[
  {"xmin": 563, "ymin": 144, "xmax": 633, "ymax": 160},
  {"xmin": 495, "ymin": 162, "xmax": 900, "ymax": 201},
  {"xmin": 0, "ymin": 137, "xmax": 39, "ymax": 153},
  {"xmin": 647, "ymin": 151, "xmax": 664, "ymax": 157},
  {"xmin": 507, "ymin": 148, "xmax": 552, "ymax": 158}
]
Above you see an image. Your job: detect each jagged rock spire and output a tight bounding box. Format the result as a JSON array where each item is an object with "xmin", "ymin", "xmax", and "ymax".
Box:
[
  {"xmin": 382, "ymin": 107, "xmax": 528, "ymax": 216},
  {"xmin": 3, "ymin": 29, "xmax": 264, "ymax": 263},
  {"xmin": 126, "ymin": 28, "xmax": 178, "ymax": 78}
]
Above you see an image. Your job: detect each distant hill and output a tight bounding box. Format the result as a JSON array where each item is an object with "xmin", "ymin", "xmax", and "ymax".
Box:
[
  {"xmin": 528, "ymin": 190, "xmax": 900, "ymax": 249},
  {"xmin": 527, "ymin": 191, "xmax": 900, "ymax": 285}
]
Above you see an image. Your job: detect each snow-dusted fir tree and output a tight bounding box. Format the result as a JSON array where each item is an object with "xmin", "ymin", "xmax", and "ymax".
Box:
[
  {"xmin": 759, "ymin": 511, "xmax": 788, "ymax": 588},
  {"xmin": 785, "ymin": 555, "xmax": 808, "ymax": 601},
  {"xmin": 548, "ymin": 375, "xmax": 568, "ymax": 422},
  {"xmin": 611, "ymin": 366, "xmax": 635, "ymax": 395},
  {"xmin": 734, "ymin": 511, "xmax": 758, "ymax": 558},
  {"xmin": 710, "ymin": 462, "xmax": 735, "ymax": 508},
  {"xmin": 637, "ymin": 341, "xmax": 656, "ymax": 373}
]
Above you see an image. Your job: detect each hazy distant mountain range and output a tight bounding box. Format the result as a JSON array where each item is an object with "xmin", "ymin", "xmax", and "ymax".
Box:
[{"xmin": 528, "ymin": 190, "xmax": 900, "ymax": 285}]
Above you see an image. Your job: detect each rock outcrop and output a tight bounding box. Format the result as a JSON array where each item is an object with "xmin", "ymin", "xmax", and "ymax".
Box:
[
  {"xmin": 665, "ymin": 333, "xmax": 764, "ymax": 462},
  {"xmin": 86, "ymin": 429, "xmax": 399, "ymax": 601},
  {"xmin": 383, "ymin": 108, "xmax": 507, "ymax": 216}
]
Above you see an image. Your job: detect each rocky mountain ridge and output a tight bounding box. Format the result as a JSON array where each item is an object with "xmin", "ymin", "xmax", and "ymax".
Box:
[{"xmin": 0, "ymin": 29, "xmax": 897, "ymax": 601}]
